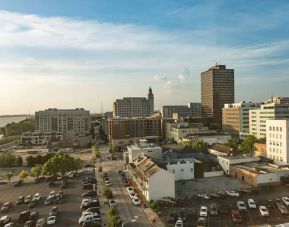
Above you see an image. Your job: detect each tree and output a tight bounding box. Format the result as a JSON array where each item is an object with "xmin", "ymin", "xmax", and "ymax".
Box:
[
  {"xmin": 0, "ymin": 153, "xmax": 16, "ymax": 167},
  {"xmin": 107, "ymin": 208, "xmax": 121, "ymax": 227},
  {"xmin": 16, "ymin": 156, "xmax": 23, "ymax": 166},
  {"xmin": 240, "ymin": 135, "xmax": 256, "ymax": 154},
  {"xmin": 31, "ymin": 165, "xmax": 43, "ymax": 178},
  {"xmin": 72, "ymin": 158, "xmax": 83, "ymax": 173},
  {"xmin": 227, "ymin": 138, "xmax": 239, "ymax": 151},
  {"xmin": 19, "ymin": 170, "xmax": 28, "ymax": 181},
  {"xmin": 103, "ymin": 187, "xmax": 113, "ymax": 199},
  {"xmin": 5, "ymin": 172, "xmax": 13, "ymax": 183},
  {"xmin": 192, "ymin": 139, "xmax": 207, "ymax": 152}
]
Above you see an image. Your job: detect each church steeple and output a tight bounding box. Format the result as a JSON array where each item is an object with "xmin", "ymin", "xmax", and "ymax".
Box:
[{"xmin": 148, "ymin": 86, "xmax": 154, "ymax": 115}]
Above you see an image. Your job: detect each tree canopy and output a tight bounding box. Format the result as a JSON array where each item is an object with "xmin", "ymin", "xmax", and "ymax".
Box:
[{"xmin": 240, "ymin": 135, "xmax": 256, "ymax": 154}]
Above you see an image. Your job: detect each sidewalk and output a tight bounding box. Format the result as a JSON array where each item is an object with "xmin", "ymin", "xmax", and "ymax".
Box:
[{"xmin": 143, "ymin": 207, "xmax": 165, "ymax": 227}]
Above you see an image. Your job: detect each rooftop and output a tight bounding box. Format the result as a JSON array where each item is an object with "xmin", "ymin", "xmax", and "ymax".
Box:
[{"xmin": 232, "ymin": 162, "xmax": 289, "ymax": 174}]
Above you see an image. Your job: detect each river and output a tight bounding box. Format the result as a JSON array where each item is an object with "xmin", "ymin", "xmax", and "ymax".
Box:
[{"xmin": 0, "ymin": 116, "xmax": 28, "ymax": 128}]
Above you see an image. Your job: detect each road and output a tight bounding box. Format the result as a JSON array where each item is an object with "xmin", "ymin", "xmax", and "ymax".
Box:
[{"xmin": 98, "ymin": 145, "xmax": 151, "ymax": 226}]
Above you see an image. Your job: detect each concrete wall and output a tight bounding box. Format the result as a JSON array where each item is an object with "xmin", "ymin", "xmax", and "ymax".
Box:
[
  {"xmin": 166, "ymin": 161, "xmax": 195, "ymax": 181},
  {"xmin": 148, "ymin": 169, "xmax": 175, "ymax": 201},
  {"xmin": 204, "ymin": 171, "xmax": 224, "ymax": 178},
  {"xmin": 256, "ymin": 171, "xmax": 289, "ymax": 185}
]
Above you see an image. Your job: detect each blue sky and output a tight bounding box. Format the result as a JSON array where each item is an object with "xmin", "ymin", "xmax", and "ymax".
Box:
[{"xmin": 0, "ymin": 0, "xmax": 288, "ymax": 114}]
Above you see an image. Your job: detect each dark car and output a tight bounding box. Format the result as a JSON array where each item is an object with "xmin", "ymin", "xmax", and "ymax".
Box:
[
  {"xmin": 82, "ymin": 220, "xmax": 101, "ymax": 227},
  {"xmin": 83, "ymin": 183, "xmax": 93, "ymax": 190},
  {"xmin": 265, "ymin": 199, "xmax": 276, "ymax": 209},
  {"xmin": 24, "ymin": 220, "xmax": 34, "ymax": 227},
  {"xmin": 50, "ymin": 207, "xmax": 59, "ymax": 216},
  {"xmin": 81, "ymin": 201, "xmax": 100, "ymax": 210},
  {"xmin": 34, "ymin": 176, "xmax": 46, "ymax": 184},
  {"xmin": 85, "ymin": 207, "xmax": 100, "ymax": 213},
  {"xmin": 29, "ymin": 211, "xmax": 39, "ymax": 223},
  {"xmin": 48, "ymin": 182, "xmax": 56, "ymax": 188},
  {"xmin": 83, "ymin": 178, "xmax": 97, "ymax": 184},
  {"xmin": 28, "ymin": 199, "xmax": 37, "ymax": 209},
  {"xmin": 16, "ymin": 196, "xmax": 25, "ymax": 205},
  {"xmin": 82, "ymin": 191, "xmax": 97, "ymax": 198},
  {"xmin": 18, "ymin": 210, "xmax": 31, "ymax": 223},
  {"xmin": 178, "ymin": 209, "xmax": 188, "ymax": 223},
  {"xmin": 231, "ymin": 209, "xmax": 242, "ymax": 223},
  {"xmin": 12, "ymin": 180, "xmax": 23, "ymax": 187},
  {"xmin": 219, "ymin": 203, "xmax": 229, "ymax": 214},
  {"xmin": 166, "ymin": 211, "xmax": 178, "ymax": 222}
]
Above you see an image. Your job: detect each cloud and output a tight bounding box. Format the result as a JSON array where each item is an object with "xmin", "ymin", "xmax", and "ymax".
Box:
[{"xmin": 153, "ymin": 75, "xmax": 168, "ymax": 81}]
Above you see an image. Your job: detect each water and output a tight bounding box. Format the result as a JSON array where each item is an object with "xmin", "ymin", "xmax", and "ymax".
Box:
[{"xmin": 0, "ymin": 116, "xmax": 28, "ymax": 128}]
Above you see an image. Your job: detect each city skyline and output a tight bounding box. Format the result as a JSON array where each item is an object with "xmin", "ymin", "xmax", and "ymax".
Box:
[{"xmin": 0, "ymin": 1, "xmax": 289, "ymax": 114}]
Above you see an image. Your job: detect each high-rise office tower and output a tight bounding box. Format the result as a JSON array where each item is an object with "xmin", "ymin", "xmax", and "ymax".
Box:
[{"xmin": 201, "ymin": 64, "xmax": 234, "ymax": 127}]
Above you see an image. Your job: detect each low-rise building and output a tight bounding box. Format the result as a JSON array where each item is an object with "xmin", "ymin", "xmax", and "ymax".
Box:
[
  {"xmin": 127, "ymin": 155, "xmax": 175, "ymax": 201},
  {"xmin": 21, "ymin": 132, "xmax": 63, "ymax": 145},
  {"xmin": 230, "ymin": 161, "xmax": 289, "ymax": 187},
  {"xmin": 183, "ymin": 133, "xmax": 231, "ymax": 145},
  {"xmin": 126, "ymin": 139, "xmax": 162, "ymax": 163}
]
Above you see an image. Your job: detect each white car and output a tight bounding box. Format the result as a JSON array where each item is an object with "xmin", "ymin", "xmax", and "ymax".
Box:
[
  {"xmin": 129, "ymin": 191, "xmax": 136, "ymax": 199},
  {"xmin": 226, "ymin": 191, "xmax": 239, "ymax": 197},
  {"xmin": 109, "ymin": 198, "xmax": 116, "ymax": 207},
  {"xmin": 132, "ymin": 196, "xmax": 141, "ymax": 206},
  {"xmin": 127, "ymin": 187, "xmax": 134, "ymax": 195},
  {"xmin": 282, "ymin": 197, "xmax": 289, "ymax": 206},
  {"xmin": 175, "ymin": 219, "xmax": 183, "ymax": 227},
  {"xmin": 104, "ymin": 180, "xmax": 111, "ymax": 186},
  {"xmin": 199, "ymin": 206, "xmax": 208, "ymax": 217},
  {"xmin": 81, "ymin": 211, "xmax": 98, "ymax": 217},
  {"xmin": 47, "ymin": 216, "xmax": 56, "ymax": 225},
  {"xmin": 4, "ymin": 223, "xmax": 15, "ymax": 227},
  {"xmin": 248, "ymin": 199, "xmax": 257, "ymax": 209},
  {"xmin": 79, "ymin": 214, "xmax": 101, "ymax": 225},
  {"xmin": 259, "ymin": 206, "xmax": 269, "ymax": 217},
  {"xmin": 49, "ymin": 191, "xmax": 55, "ymax": 196},
  {"xmin": 34, "ymin": 193, "xmax": 41, "ymax": 201},
  {"xmin": 237, "ymin": 201, "xmax": 247, "ymax": 211},
  {"xmin": 24, "ymin": 195, "xmax": 32, "ymax": 203}
]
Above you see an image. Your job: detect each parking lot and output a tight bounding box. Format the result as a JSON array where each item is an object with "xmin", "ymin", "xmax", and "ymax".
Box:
[
  {"xmin": 158, "ymin": 184, "xmax": 289, "ymax": 227},
  {"xmin": 0, "ymin": 170, "xmax": 96, "ymax": 226}
]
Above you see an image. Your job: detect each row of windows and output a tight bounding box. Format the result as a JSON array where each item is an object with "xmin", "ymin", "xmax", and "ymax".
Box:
[
  {"xmin": 269, "ymin": 155, "xmax": 283, "ymax": 162},
  {"xmin": 269, "ymin": 126, "xmax": 283, "ymax": 132},
  {"xmin": 269, "ymin": 134, "xmax": 282, "ymax": 139},
  {"xmin": 269, "ymin": 147, "xmax": 282, "ymax": 153},
  {"xmin": 171, "ymin": 168, "xmax": 194, "ymax": 173}
]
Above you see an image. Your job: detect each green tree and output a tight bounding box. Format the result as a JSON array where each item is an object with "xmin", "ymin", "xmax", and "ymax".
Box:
[
  {"xmin": 107, "ymin": 208, "xmax": 121, "ymax": 227},
  {"xmin": 227, "ymin": 138, "xmax": 239, "ymax": 151},
  {"xmin": 240, "ymin": 135, "xmax": 256, "ymax": 154},
  {"xmin": 103, "ymin": 186, "xmax": 113, "ymax": 199},
  {"xmin": 0, "ymin": 153, "xmax": 17, "ymax": 167},
  {"xmin": 72, "ymin": 158, "xmax": 83, "ymax": 173},
  {"xmin": 31, "ymin": 165, "xmax": 43, "ymax": 178},
  {"xmin": 4, "ymin": 118, "xmax": 35, "ymax": 137},
  {"xmin": 5, "ymin": 172, "xmax": 13, "ymax": 183},
  {"xmin": 192, "ymin": 139, "xmax": 207, "ymax": 152},
  {"xmin": 19, "ymin": 170, "xmax": 28, "ymax": 181},
  {"xmin": 16, "ymin": 156, "xmax": 23, "ymax": 166}
]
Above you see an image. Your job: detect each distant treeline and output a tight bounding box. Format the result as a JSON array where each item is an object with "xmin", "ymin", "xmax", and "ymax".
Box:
[{"xmin": 0, "ymin": 118, "xmax": 35, "ymax": 137}]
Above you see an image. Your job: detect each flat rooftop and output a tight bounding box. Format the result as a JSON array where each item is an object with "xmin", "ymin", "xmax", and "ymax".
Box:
[{"xmin": 232, "ymin": 162, "xmax": 289, "ymax": 174}]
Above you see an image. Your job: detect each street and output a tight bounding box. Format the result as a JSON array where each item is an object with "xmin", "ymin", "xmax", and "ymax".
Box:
[{"xmin": 98, "ymin": 145, "xmax": 151, "ymax": 226}]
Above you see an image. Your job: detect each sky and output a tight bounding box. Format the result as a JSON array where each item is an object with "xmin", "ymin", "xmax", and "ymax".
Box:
[{"xmin": 0, "ymin": 0, "xmax": 289, "ymax": 114}]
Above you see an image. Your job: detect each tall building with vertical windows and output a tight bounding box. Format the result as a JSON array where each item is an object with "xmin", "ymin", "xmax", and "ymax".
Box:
[
  {"xmin": 201, "ymin": 64, "xmax": 234, "ymax": 127},
  {"xmin": 35, "ymin": 108, "xmax": 90, "ymax": 134},
  {"xmin": 266, "ymin": 119, "xmax": 289, "ymax": 163},
  {"xmin": 113, "ymin": 87, "xmax": 154, "ymax": 118}
]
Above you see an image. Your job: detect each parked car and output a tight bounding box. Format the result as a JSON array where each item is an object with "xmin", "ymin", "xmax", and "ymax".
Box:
[
  {"xmin": 0, "ymin": 215, "xmax": 12, "ymax": 226},
  {"xmin": 18, "ymin": 210, "xmax": 30, "ymax": 223},
  {"xmin": 199, "ymin": 206, "xmax": 208, "ymax": 217},
  {"xmin": 47, "ymin": 216, "xmax": 56, "ymax": 225},
  {"xmin": 127, "ymin": 187, "xmax": 134, "ymax": 195},
  {"xmin": 35, "ymin": 218, "xmax": 46, "ymax": 227},
  {"xmin": 79, "ymin": 214, "xmax": 101, "ymax": 225},
  {"xmin": 24, "ymin": 220, "xmax": 34, "ymax": 227},
  {"xmin": 278, "ymin": 204, "xmax": 289, "ymax": 215},
  {"xmin": 49, "ymin": 207, "xmax": 58, "ymax": 216},
  {"xmin": 237, "ymin": 201, "xmax": 247, "ymax": 212},
  {"xmin": 108, "ymin": 198, "xmax": 116, "ymax": 207},
  {"xmin": 16, "ymin": 196, "xmax": 24, "ymax": 205},
  {"xmin": 24, "ymin": 195, "xmax": 32, "ymax": 204},
  {"xmin": 82, "ymin": 191, "xmax": 97, "ymax": 198},
  {"xmin": 122, "ymin": 180, "xmax": 129, "ymax": 187},
  {"xmin": 275, "ymin": 198, "xmax": 283, "ymax": 208},
  {"xmin": 29, "ymin": 212, "xmax": 39, "ymax": 223},
  {"xmin": 265, "ymin": 199, "xmax": 275, "ymax": 209},
  {"xmin": 132, "ymin": 196, "xmax": 140, "ymax": 206},
  {"xmin": 175, "ymin": 219, "xmax": 183, "ymax": 227},
  {"xmin": 81, "ymin": 201, "xmax": 100, "ymax": 210},
  {"xmin": 282, "ymin": 197, "xmax": 289, "ymax": 206},
  {"xmin": 85, "ymin": 207, "xmax": 100, "ymax": 214},
  {"xmin": 210, "ymin": 204, "xmax": 218, "ymax": 216},
  {"xmin": 226, "ymin": 191, "xmax": 239, "ymax": 197},
  {"xmin": 83, "ymin": 184, "xmax": 93, "ymax": 190},
  {"xmin": 231, "ymin": 209, "xmax": 242, "ymax": 223},
  {"xmin": 219, "ymin": 203, "xmax": 229, "ymax": 214},
  {"xmin": 248, "ymin": 199, "xmax": 257, "ymax": 209},
  {"xmin": 34, "ymin": 193, "xmax": 41, "ymax": 201},
  {"xmin": 197, "ymin": 217, "xmax": 206, "ymax": 227},
  {"xmin": 12, "ymin": 180, "xmax": 22, "ymax": 187},
  {"xmin": 259, "ymin": 206, "xmax": 269, "ymax": 217},
  {"xmin": 3, "ymin": 222, "xmax": 15, "ymax": 227},
  {"xmin": 166, "ymin": 211, "xmax": 178, "ymax": 222},
  {"xmin": 1, "ymin": 203, "xmax": 12, "ymax": 213},
  {"xmin": 44, "ymin": 197, "xmax": 53, "ymax": 206},
  {"xmin": 28, "ymin": 199, "xmax": 38, "ymax": 209},
  {"xmin": 104, "ymin": 180, "xmax": 111, "ymax": 187},
  {"xmin": 178, "ymin": 209, "xmax": 187, "ymax": 223}
]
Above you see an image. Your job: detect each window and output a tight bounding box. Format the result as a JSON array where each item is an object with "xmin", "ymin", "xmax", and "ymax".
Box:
[
  {"xmin": 172, "ymin": 169, "xmax": 175, "ymax": 173},
  {"xmin": 181, "ymin": 169, "xmax": 184, "ymax": 172},
  {"xmin": 190, "ymin": 168, "xmax": 193, "ymax": 172}
]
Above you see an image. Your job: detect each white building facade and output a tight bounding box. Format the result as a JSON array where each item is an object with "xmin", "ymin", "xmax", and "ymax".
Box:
[
  {"xmin": 266, "ymin": 119, "xmax": 289, "ymax": 164},
  {"xmin": 249, "ymin": 100, "xmax": 289, "ymax": 139},
  {"xmin": 126, "ymin": 139, "xmax": 162, "ymax": 163}
]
